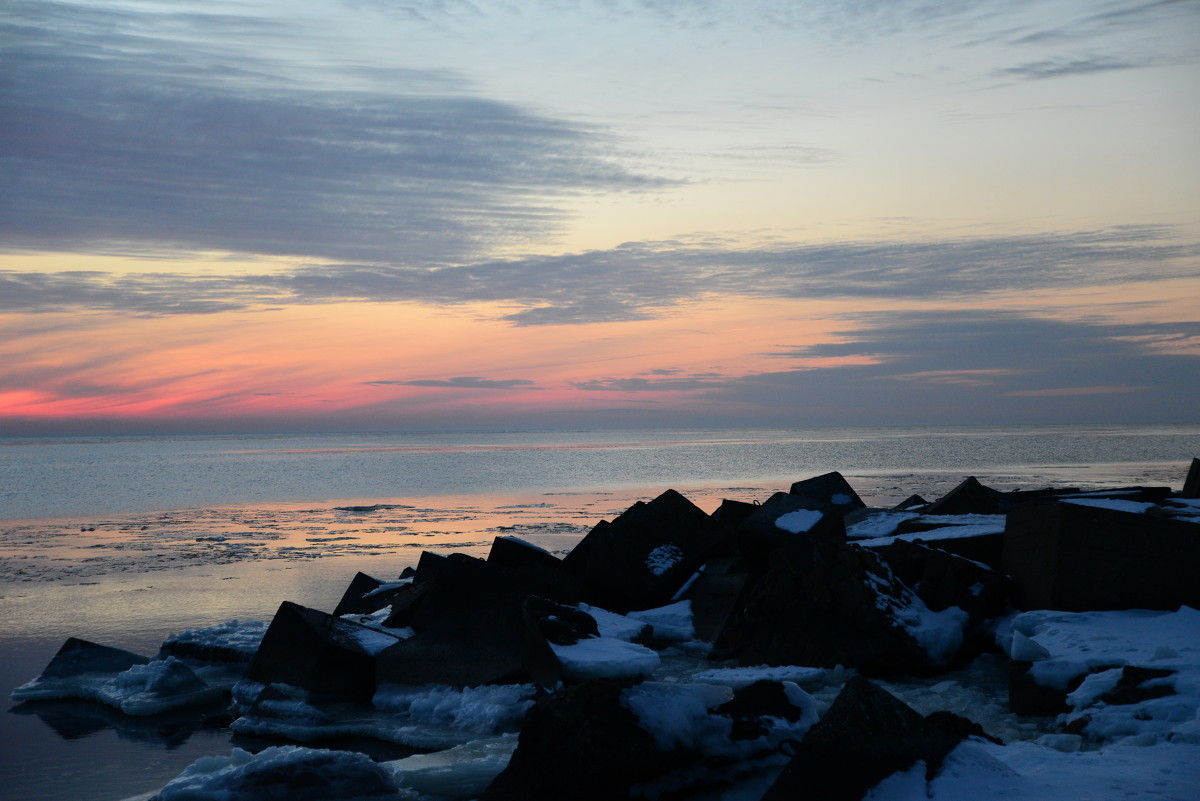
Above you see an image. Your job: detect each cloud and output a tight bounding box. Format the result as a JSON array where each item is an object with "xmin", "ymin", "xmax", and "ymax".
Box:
[
  {"xmin": 3, "ymin": 226, "xmax": 1195, "ymax": 323},
  {"xmin": 571, "ymin": 374, "xmax": 728, "ymax": 392},
  {"xmin": 710, "ymin": 311, "xmax": 1200, "ymax": 422},
  {"xmin": 0, "ymin": 2, "xmax": 663, "ymax": 265},
  {"xmin": 1003, "ymin": 385, "xmax": 1144, "ymax": 397},
  {"xmin": 993, "ymin": 55, "xmax": 1143, "ymax": 81},
  {"xmin": 366, "ymin": 376, "xmax": 540, "ymax": 390}
]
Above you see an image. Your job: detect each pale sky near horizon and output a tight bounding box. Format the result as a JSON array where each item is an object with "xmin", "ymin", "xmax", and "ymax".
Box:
[{"xmin": 2, "ymin": 0, "xmax": 1199, "ymax": 434}]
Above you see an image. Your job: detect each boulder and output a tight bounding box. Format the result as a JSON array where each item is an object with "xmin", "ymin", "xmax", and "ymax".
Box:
[
  {"xmin": 1184, "ymin": 457, "xmax": 1200, "ymax": 498},
  {"xmin": 36, "ymin": 637, "xmax": 150, "ymax": 679},
  {"xmin": 719, "ymin": 534, "xmax": 933, "ymax": 675},
  {"xmin": 711, "ymin": 498, "xmax": 760, "ymax": 528},
  {"xmin": 1003, "ymin": 501, "xmax": 1200, "ymax": 611},
  {"xmin": 761, "ymin": 675, "xmax": 990, "ymax": 801},
  {"xmin": 149, "ymin": 745, "xmax": 398, "ymax": 801},
  {"xmin": 376, "ymin": 595, "xmax": 568, "ymax": 688},
  {"xmin": 562, "ymin": 490, "xmax": 725, "ymax": 613},
  {"xmin": 788, "ymin": 471, "xmax": 866, "ymax": 514},
  {"xmin": 681, "ymin": 557, "xmax": 753, "ymax": 646},
  {"xmin": 413, "ymin": 550, "xmax": 447, "ymax": 585},
  {"xmin": 738, "ymin": 493, "xmax": 846, "ymax": 573},
  {"xmin": 480, "ymin": 678, "xmax": 676, "ymax": 801},
  {"xmin": 892, "ymin": 494, "xmax": 927, "ymax": 511},
  {"xmin": 243, "ymin": 602, "xmax": 400, "ymax": 703},
  {"xmin": 331, "ymin": 572, "xmax": 409, "ymax": 617},
  {"xmin": 877, "ymin": 539, "xmax": 1008, "ymax": 625},
  {"xmin": 715, "ymin": 679, "xmax": 809, "ymax": 740},
  {"xmin": 923, "ymin": 476, "xmax": 1002, "ymax": 516}
]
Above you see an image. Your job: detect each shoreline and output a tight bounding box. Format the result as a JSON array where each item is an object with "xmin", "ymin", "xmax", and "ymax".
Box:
[{"xmin": 2, "ymin": 460, "xmax": 1190, "ymax": 586}]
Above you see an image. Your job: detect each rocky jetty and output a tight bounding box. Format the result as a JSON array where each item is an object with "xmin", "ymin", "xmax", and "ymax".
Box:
[{"xmin": 11, "ymin": 464, "xmax": 1200, "ymax": 800}]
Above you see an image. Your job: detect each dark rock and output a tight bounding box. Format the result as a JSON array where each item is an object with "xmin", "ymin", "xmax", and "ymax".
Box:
[
  {"xmin": 376, "ymin": 595, "xmax": 565, "ymax": 688},
  {"xmin": 716, "ymin": 679, "xmax": 807, "ymax": 741},
  {"xmin": 924, "ymin": 476, "xmax": 1002, "ymax": 516},
  {"xmin": 413, "ymin": 550, "xmax": 447, "ymax": 585},
  {"xmin": 762, "ymin": 676, "xmax": 986, "ymax": 801},
  {"xmin": 682, "ymin": 560, "xmax": 754, "ymax": 647},
  {"xmin": 379, "ymin": 581, "xmax": 431, "ymax": 629},
  {"xmin": 1007, "ymin": 660, "xmax": 1100, "ymax": 716},
  {"xmin": 720, "ymin": 534, "xmax": 933, "ymax": 675},
  {"xmin": 38, "ymin": 638, "xmax": 150, "ymax": 678},
  {"xmin": 562, "ymin": 490, "xmax": 724, "ymax": 613},
  {"xmin": 243, "ymin": 602, "xmax": 399, "ymax": 703},
  {"xmin": 712, "ymin": 498, "xmax": 760, "ymax": 528},
  {"xmin": 877, "ymin": 539, "xmax": 1008, "ymax": 625},
  {"xmin": 892, "ymin": 494, "xmax": 928, "ymax": 511},
  {"xmin": 524, "ymin": 596, "xmax": 599, "ymax": 645},
  {"xmin": 332, "ymin": 572, "xmax": 393, "ymax": 617},
  {"xmin": 1097, "ymin": 666, "xmax": 1177, "ymax": 706},
  {"xmin": 487, "ymin": 535, "xmax": 562, "ymax": 571},
  {"xmin": 1184, "ymin": 458, "xmax": 1200, "ymax": 498},
  {"xmin": 789, "ymin": 471, "xmax": 866, "ymax": 514},
  {"xmin": 481, "ymin": 678, "xmax": 681, "ymax": 801},
  {"xmin": 995, "ymin": 487, "xmax": 1081, "ymax": 511},
  {"xmin": 1003, "ymin": 501, "xmax": 1200, "ymax": 611},
  {"xmin": 738, "ymin": 492, "xmax": 846, "ymax": 574},
  {"xmin": 486, "ymin": 536, "xmax": 593, "ymax": 607}
]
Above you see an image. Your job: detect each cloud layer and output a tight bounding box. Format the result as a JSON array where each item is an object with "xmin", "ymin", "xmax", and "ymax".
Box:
[
  {"xmin": 1, "ymin": 2, "xmax": 660, "ymax": 264},
  {"xmin": 3, "ymin": 226, "xmax": 1195, "ymax": 324}
]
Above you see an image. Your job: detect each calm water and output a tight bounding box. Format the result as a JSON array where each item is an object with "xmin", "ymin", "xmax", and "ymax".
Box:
[
  {"xmin": 3, "ymin": 424, "xmax": 1198, "ymax": 520},
  {"xmin": 2, "ymin": 424, "xmax": 1198, "ymax": 801}
]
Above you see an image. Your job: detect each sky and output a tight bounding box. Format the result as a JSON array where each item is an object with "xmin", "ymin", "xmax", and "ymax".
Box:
[{"xmin": 2, "ymin": 0, "xmax": 1198, "ymax": 434}]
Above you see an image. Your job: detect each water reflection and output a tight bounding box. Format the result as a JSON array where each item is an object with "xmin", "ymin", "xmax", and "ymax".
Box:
[{"xmin": 10, "ymin": 698, "xmax": 232, "ymax": 748}]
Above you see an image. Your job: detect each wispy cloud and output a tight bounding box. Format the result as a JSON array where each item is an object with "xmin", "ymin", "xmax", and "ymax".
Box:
[
  {"xmin": 571, "ymin": 373, "xmax": 728, "ymax": 392},
  {"xmin": 3, "ymin": 226, "xmax": 1194, "ymax": 324},
  {"xmin": 993, "ymin": 55, "xmax": 1143, "ymax": 80},
  {"xmin": 1, "ymin": 2, "xmax": 664, "ymax": 265},
  {"xmin": 366, "ymin": 377, "xmax": 540, "ymax": 390}
]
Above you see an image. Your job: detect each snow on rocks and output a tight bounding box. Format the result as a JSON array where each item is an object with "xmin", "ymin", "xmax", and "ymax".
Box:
[
  {"xmin": 159, "ymin": 619, "xmax": 267, "ymax": 665},
  {"xmin": 149, "ymin": 746, "xmax": 398, "ymax": 801},
  {"xmin": 18, "ymin": 462, "xmax": 1200, "ymax": 801},
  {"xmin": 550, "ymin": 637, "xmax": 661, "ymax": 681},
  {"xmin": 998, "ymin": 607, "xmax": 1200, "ymax": 745}
]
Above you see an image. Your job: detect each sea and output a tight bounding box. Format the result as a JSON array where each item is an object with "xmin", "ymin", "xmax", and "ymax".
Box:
[{"xmin": 2, "ymin": 423, "xmax": 1198, "ymax": 801}]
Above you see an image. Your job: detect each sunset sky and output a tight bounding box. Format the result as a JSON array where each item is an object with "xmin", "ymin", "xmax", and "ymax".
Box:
[{"xmin": 2, "ymin": 0, "xmax": 1198, "ymax": 434}]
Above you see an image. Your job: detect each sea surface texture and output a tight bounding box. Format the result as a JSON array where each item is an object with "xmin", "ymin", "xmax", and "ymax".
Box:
[{"xmin": 4, "ymin": 424, "xmax": 1198, "ymax": 520}]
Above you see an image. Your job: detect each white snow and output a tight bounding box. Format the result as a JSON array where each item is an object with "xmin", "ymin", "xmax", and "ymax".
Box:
[
  {"xmin": 621, "ymin": 680, "xmax": 819, "ymax": 760},
  {"xmin": 151, "ymin": 746, "xmax": 397, "ymax": 800},
  {"xmin": 1063, "ymin": 498, "xmax": 1156, "ymax": 514},
  {"xmin": 864, "ymin": 739, "xmax": 1200, "ymax": 801},
  {"xmin": 550, "ymin": 636, "xmax": 661, "ymax": 680},
  {"xmin": 386, "ymin": 734, "xmax": 518, "ymax": 801},
  {"xmin": 864, "ymin": 565, "xmax": 968, "ymax": 666},
  {"xmin": 161, "ymin": 619, "xmax": 267, "ymax": 661},
  {"xmin": 623, "ymin": 681, "xmax": 734, "ymax": 751},
  {"xmin": 646, "ymin": 543, "xmax": 684, "ymax": 576},
  {"xmin": 846, "ymin": 512, "xmax": 920, "ymax": 539},
  {"xmin": 853, "ymin": 522, "xmax": 1004, "ymax": 549},
  {"xmin": 576, "ymin": 603, "xmax": 649, "ymax": 640},
  {"xmin": 336, "ymin": 622, "xmax": 402, "ymax": 655},
  {"xmin": 997, "ymin": 607, "xmax": 1200, "ymax": 745},
  {"xmin": 372, "ymin": 684, "xmax": 536, "ymax": 736},
  {"xmin": 12, "ymin": 656, "xmax": 223, "ymax": 715},
  {"xmin": 690, "ymin": 664, "xmax": 850, "ymax": 690},
  {"xmin": 774, "ymin": 509, "xmax": 823, "ymax": 534},
  {"xmin": 362, "ymin": 578, "xmax": 414, "ymax": 598},
  {"xmin": 629, "ymin": 600, "xmax": 696, "ymax": 642}
]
